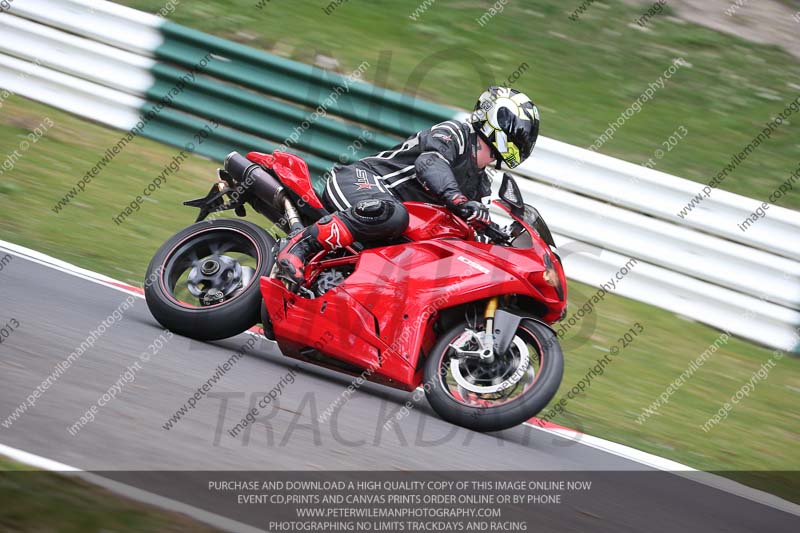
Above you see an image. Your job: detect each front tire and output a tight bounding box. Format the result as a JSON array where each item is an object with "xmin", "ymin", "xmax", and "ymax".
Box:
[
  {"xmin": 145, "ymin": 219, "xmax": 275, "ymax": 340},
  {"xmin": 424, "ymin": 318, "xmax": 563, "ymax": 432}
]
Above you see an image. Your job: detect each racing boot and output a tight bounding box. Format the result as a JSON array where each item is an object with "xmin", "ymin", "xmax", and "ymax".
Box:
[{"xmin": 276, "ymin": 214, "xmax": 354, "ymax": 286}]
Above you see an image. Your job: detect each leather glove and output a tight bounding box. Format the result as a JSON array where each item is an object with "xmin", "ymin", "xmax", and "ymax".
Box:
[{"xmin": 449, "ymin": 194, "xmax": 491, "ymax": 228}]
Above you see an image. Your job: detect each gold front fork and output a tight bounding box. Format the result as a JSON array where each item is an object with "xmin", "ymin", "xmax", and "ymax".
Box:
[
  {"xmin": 482, "ymin": 297, "xmax": 499, "ymax": 361},
  {"xmin": 484, "ymin": 297, "xmax": 499, "ymax": 320}
]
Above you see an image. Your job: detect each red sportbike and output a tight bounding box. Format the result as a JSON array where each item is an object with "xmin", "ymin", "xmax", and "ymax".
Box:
[{"xmin": 145, "ymin": 151, "xmax": 567, "ymax": 431}]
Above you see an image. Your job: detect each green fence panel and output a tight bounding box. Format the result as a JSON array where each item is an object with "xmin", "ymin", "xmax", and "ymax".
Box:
[
  {"xmin": 157, "ymin": 21, "xmax": 456, "ymax": 137},
  {"xmin": 147, "ymin": 64, "xmax": 397, "ymax": 164},
  {"xmin": 140, "ymin": 106, "xmax": 333, "ymax": 185}
]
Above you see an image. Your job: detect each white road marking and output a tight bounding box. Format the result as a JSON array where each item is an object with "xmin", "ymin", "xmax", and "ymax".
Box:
[
  {"xmin": 2, "ymin": 239, "xmax": 799, "ymax": 519},
  {"xmin": 0, "ymin": 442, "xmax": 267, "ymax": 533}
]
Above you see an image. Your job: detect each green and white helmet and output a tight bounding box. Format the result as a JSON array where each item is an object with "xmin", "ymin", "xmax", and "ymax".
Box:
[{"xmin": 470, "ymin": 86, "xmax": 540, "ymax": 169}]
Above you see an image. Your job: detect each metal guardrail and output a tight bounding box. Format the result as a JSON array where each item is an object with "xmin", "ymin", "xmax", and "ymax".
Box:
[
  {"xmin": 1, "ymin": 0, "xmax": 798, "ymax": 352},
  {"xmin": 4, "ymin": 0, "xmax": 458, "ymax": 175},
  {"xmin": 518, "ymin": 137, "xmax": 800, "ymax": 262}
]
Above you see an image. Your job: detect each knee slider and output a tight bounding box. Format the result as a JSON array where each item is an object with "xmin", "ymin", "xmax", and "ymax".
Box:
[
  {"xmin": 353, "ymin": 199, "xmax": 392, "ymax": 223},
  {"xmin": 389, "ymin": 203, "xmax": 410, "ymax": 237}
]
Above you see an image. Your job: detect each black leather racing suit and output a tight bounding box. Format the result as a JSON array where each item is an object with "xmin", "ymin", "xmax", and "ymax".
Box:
[{"xmin": 321, "ymin": 120, "xmax": 492, "ymax": 243}]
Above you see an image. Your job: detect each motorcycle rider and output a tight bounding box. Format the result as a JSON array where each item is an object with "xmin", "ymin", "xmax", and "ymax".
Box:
[{"xmin": 276, "ymin": 86, "xmax": 540, "ymax": 285}]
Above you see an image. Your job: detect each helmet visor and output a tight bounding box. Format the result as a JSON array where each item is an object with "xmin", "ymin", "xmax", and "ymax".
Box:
[{"xmin": 495, "ymin": 107, "xmax": 539, "ymax": 169}]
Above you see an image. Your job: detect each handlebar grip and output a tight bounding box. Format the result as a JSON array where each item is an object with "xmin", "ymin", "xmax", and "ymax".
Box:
[{"xmin": 482, "ymin": 223, "xmax": 509, "ymax": 242}]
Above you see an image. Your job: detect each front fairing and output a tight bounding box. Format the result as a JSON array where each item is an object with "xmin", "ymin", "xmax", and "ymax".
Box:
[
  {"xmin": 493, "ymin": 199, "xmax": 567, "ymax": 308},
  {"xmin": 402, "ymin": 202, "xmax": 474, "ymax": 241}
]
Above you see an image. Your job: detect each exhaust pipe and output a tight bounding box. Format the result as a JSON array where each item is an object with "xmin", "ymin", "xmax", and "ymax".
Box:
[{"xmin": 224, "ymin": 152, "xmax": 286, "ymax": 211}]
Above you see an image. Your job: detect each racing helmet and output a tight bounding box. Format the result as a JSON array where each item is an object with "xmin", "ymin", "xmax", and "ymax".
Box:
[{"xmin": 470, "ymin": 86, "xmax": 540, "ymax": 169}]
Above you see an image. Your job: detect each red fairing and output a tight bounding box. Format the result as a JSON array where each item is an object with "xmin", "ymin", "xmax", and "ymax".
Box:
[
  {"xmin": 261, "ymin": 276, "xmax": 388, "ymax": 379},
  {"xmin": 245, "ymin": 151, "xmax": 275, "ymax": 168},
  {"xmin": 246, "ymin": 150, "xmax": 325, "ymax": 209},
  {"xmin": 261, "ymin": 202, "xmax": 567, "ymax": 392},
  {"xmin": 403, "ymin": 202, "xmax": 474, "ymax": 241},
  {"xmin": 492, "ymin": 200, "xmax": 568, "ymax": 305}
]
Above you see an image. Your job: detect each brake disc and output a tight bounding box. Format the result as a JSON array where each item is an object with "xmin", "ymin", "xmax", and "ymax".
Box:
[{"xmin": 450, "ymin": 336, "xmax": 531, "ymax": 394}]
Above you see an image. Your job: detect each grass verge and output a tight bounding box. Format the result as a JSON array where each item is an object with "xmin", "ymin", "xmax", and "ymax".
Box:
[
  {"xmin": 1, "ymin": 95, "xmax": 797, "ymax": 503},
  {"xmin": 0, "ymin": 457, "xmax": 220, "ymax": 532},
  {"xmin": 120, "ymin": 0, "xmax": 800, "ymax": 211}
]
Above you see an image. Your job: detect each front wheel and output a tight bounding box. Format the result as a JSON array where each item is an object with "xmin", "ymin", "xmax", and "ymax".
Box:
[
  {"xmin": 424, "ymin": 318, "xmax": 563, "ymax": 432},
  {"xmin": 144, "ymin": 219, "xmax": 276, "ymax": 340}
]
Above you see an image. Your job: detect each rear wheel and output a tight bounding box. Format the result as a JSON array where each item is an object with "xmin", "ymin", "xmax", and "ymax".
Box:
[
  {"xmin": 424, "ymin": 318, "xmax": 563, "ymax": 432},
  {"xmin": 144, "ymin": 219, "xmax": 275, "ymax": 340}
]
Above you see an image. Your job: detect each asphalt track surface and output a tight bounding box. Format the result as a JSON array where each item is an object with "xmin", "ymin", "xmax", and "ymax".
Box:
[{"xmin": 0, "ymin": 248, "xmax": 798, "ymax": 532}]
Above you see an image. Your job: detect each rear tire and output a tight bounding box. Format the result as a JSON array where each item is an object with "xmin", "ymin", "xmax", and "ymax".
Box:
[
  {"xmin": 424, "ymin": 318, "xmax": 563, "ymax": 432},
  {"xmin": 144, "ymin": 219, "xmax": 275, "ymax": 340}
]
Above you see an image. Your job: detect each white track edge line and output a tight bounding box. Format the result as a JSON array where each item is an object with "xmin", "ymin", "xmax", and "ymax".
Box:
[
  {"xmin": 3, "ymin": 239, "xmax": 800, "ymax": 518},
  {"xmin": 0, "ymin": 241, "xmax": 145, "ymax": 299},
  {"xmin": 0, "ymin": 443, "xmax": 267, "ymax": 533}
]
